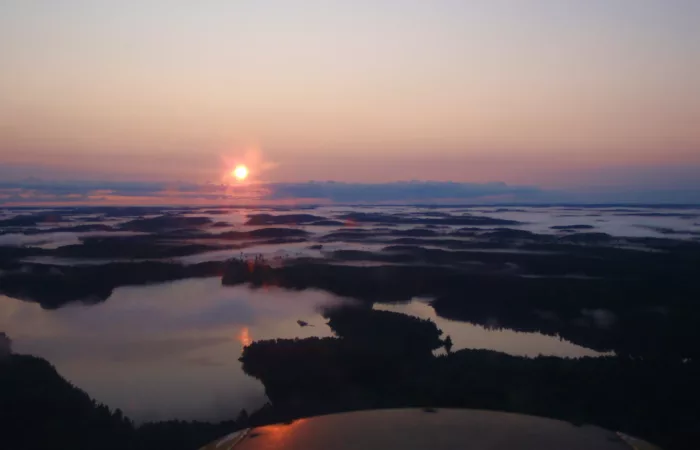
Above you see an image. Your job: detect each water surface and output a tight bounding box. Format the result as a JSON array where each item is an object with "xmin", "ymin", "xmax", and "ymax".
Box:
[
  {"xmin": 0, "ymin": 278, "xmax": 342, "ymax": 422},
  {"xmin": 374, "ymin": 300, "xmax": 608, "ymax": 358},
  {"xmin": 0, "ymin": 278, "xmax": 611, "ymax": 421}
]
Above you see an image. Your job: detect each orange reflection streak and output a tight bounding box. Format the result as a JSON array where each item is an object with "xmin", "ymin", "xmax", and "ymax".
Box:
[
  {"xmin": 260, "ymin": 419, "xmax": 307, "ymax": 445},
  {"xmin": 238, "ymin": 327, "xmax": 252, "ymax": 347}
]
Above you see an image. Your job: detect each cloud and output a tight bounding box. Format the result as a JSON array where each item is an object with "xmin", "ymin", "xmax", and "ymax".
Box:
[
  {"xmin": 1, "ymin": 179, "xmax": 699, "ymax": 205},
  {"xmin": 265, "ymin": 181, "xmax": 541, "ymax": 203},
  {"xmin": 0, "ymin": 179, "xmax": 543, "ymax": 205}
]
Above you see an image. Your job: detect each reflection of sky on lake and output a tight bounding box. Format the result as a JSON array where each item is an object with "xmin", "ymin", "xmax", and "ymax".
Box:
[
  {"xmin": 1, "ymin": 277, "xmax": 615, "ymax": 422},
  {"xmin": 374, "ymin": 299, "xmax": 608, "ymax": 358},
  {"xmin": 0, "ymin": 279, "xmax": 342, "ymax": 422}
]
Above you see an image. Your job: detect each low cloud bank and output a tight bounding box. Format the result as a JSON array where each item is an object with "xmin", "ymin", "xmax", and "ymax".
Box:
[
  {"xmin": 265, "ymin": 181, "xmax": 540, "ymax": 203},
  {"xmin": 0, "ymin": 179, "xmax": 699, "ymax": 205}
]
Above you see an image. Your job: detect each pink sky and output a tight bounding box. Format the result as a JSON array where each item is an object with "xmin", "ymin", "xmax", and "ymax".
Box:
[{"xmin": 1, "ymin": 1, "xmax": 699, "ymax": 191}]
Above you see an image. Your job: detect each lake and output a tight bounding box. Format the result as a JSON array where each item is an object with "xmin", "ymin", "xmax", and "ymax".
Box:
[
  {"xmin": 0, "ymin": 276, "xmax": 604, "ymax": 422},
  {"xmin": 2, "ymin": 204, "xmax": 698, "ymax": 422}
]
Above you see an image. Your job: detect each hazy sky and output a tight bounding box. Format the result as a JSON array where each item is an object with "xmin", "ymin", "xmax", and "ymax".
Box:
[{"xmin": 1, "ymin": 1, "xmax": 699, "ymax": 189}]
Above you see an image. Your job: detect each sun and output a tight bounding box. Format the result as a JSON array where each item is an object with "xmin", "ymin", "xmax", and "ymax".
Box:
[{"xmin": 232, "ymin": 165, "xmax": 249, "ymax": 181}]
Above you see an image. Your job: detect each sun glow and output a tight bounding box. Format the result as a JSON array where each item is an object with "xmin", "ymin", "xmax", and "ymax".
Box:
[{"xmin": 232, "ymin": 165, "xmax": 249, "ymax": 181}]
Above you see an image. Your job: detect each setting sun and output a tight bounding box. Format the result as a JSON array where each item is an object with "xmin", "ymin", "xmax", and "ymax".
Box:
[{"xmin": 232, "ymin": 165, "xmax": 249, "ymax": 181}]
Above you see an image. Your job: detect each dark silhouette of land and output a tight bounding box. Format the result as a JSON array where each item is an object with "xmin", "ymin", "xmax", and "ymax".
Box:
[
  {"xmin": 2, "ymin": 206, "xmax": 700, "ymax": 449},
  {"xmin": 240, "ymin": 308, "xmax": 699, "ymax": 450},
  {"xmin": 0, "ymin": 261, "xmax": 224, "ymax": 308},
  {"xmin": 0, "ymin": 352, "xmax": 242, "ymax": 450}
]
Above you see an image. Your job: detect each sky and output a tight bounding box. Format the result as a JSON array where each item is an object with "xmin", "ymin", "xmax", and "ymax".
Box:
[{"xmin": 0, "ymin": 1, "xmax": 699, "ymax": 204}]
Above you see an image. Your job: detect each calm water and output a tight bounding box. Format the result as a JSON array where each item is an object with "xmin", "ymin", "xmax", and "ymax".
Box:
[
  {"xmin": 374, "ymin": 300, "xmax": 608, "ymax": 358},
  {"xmin": 0, "ymin": 279, "xmax": 342, "ymax": 422},
  {"xmin": 0, "ymin": 277, "xmax": 604, "ymax": 422}
]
